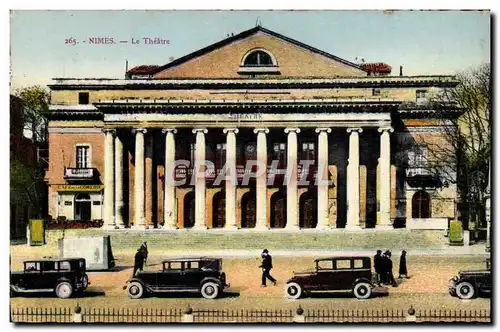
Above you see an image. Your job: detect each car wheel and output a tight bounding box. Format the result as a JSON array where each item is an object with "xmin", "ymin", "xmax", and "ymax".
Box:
[
  {"xmin": 201, "ymin": 282, "xmax": 219, "ymax": 299},
  {"xmin": 456, "ymin": 282, "xmax": 475, "ymax": 300},
  {"xmin": 55, "ymin": 282, "xmax": 73, "ymax": 299},
  {"xmin": 285, "ymin": 282, "xmax": 303, "ymax": 300},
  {"xmin": 353, "ymin": 282, "xmax": 372, "ymax": 300},
  {"xmin": 81, "ymin": 275, "xmax": 89, "ymax": 290},
  {"xmin": 127, "ymin": 282, "xmax": 144, "ymax": 299}
]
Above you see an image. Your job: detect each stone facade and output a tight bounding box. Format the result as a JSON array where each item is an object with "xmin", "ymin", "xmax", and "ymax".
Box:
[{"xmin": 45, "ymin": 26, "xmax": 460, "ymax": 230}]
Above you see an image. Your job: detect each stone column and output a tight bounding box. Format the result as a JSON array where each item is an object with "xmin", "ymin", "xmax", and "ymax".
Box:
[
  {"xmin": 114, "ymin": 133, "xmax": 125, "ymax": 228},
  {"xmin": 253, "ymin": 128, "xmax": 269, "ymax": 229},
  {"xmin": 285, "ymin": 128, "xmax": 300, "ymax": 230},
  {"xmin": 192, "ymin": 128, "xmax": 208, "ymax": 229},
  {"xmin": 316, "ymin": 128, "xmax": 332, "ymax": 229},
  {"xmin": 223, "ymin": 128, "xmax": 239, "ymax": 230},
  {"xmin": 132, "ymin": 128, "xmax": 147, "ymax": 229},
  {"xmin": 145, "ymin": 134, "xmax": 154, "ymax": 226},
  {"xmin": 378, "ymin": 126, "xmax": 394, "ymax": 229},
  {"xmin": 346, "ymin": 128, "xmax": 363, "ymax": 229},
  {"xmin": 162, "ymin": 128, "xmax": 177, "ymax": 229},
  {"xmin": 103, "ymin": 129, "xmax": 116, "ymax": 229}
]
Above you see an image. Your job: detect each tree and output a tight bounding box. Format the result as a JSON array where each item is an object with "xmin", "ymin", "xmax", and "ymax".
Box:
[
  {"xmin": 426, "ymin": 64, "xmax": 491, "ymax": 229},
  {"xmin": 14, "ymin": 86, "xmax": 50, "ymax": 143},
  {"xmin": 10, "ymin": 86, "xmax": 50, "ymax": 218}
]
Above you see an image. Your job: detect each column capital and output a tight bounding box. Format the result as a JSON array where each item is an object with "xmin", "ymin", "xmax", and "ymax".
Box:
[
  {"xmin": 132, "ymin": 128, "xmax": 147, "ymax": 134},
  {"xmin": 253, "ymin": 128, "xmax": 269, "ymax": 134},
  {"xmin": 102, "ymin": 128, "xmax": 116, "ymax": 136},
  {"xmin": 161, "ymin": 128, "xmax": 178, "ymax": 134},
  {"xmin": 223, "ymin": 128, "xmax": 239, "ymax": 135},
  {"xmin": 192, "ymin": 128, "xmax": 208, "ymax": 134},
  {"xmin": 346, "ymin": 127, "xmax": 363, "ymax": 134},
  {"xmin": 378, "ymin": 126, "xmax": 394, "ymax": 133},
  {"xmin": 315, "ymin": 127, "xmax": 332, "ymax": 134},
  {"xmin": 284, "ymin": 128, "xmax": 301, "ymax": 134}
]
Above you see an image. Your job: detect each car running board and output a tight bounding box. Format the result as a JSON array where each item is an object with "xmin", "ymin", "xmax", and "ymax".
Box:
[
  {"xmin": 11, "ymin": 286, "xmax": 54, "ymax": 293},
  {"xmin": 149, "ymin": 288, "xmax": 200, "ymax": 293}
]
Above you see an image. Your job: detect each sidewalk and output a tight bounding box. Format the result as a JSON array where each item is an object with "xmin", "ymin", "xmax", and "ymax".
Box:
[{"xmin": 155, "ymin": 244, "xmax": 489, "ymax": 258}]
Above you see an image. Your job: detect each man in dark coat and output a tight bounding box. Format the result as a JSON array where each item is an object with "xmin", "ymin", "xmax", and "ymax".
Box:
[
  {"xmin": 132, "ymin": 248, "xmax": 145, "ymax": 277},
  {"xmin": 140, "ymin": 241, "xmax": 149, "ymax": 266},
  {"xmin": 384, "ymin": 250, "xmax": 397, "ymax": 287},
  {"xmin": 398, "ymin": 250, "xmax": 408, "ymax": 278},
  {"xmin": 259, "ymin": 249, "xmax": 277, "ymax": 287},
  {"xmin": 374, "ymin": 250, "xmax": 383, "ymax": 286}
]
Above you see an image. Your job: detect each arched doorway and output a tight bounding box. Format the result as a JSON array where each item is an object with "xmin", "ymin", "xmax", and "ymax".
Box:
[
  {"xmin": 271, "ymin": 191, "xmax": 287, "ymax": 228},
  {"xmin": 300, "ymin": 191, "xmax": 318, "ymax": 228},
  {"xmin": 74, "ymin": 193, "xmax": 91, "ymax": 221},
  {"xmin": 212, "ymin": 191, "xmax": 225, "ymax": 228},
  {"xmin": 184, "ymin": 192, "xmax": 195, "ymax": 228},
  {"xmin": 412, "ymin": 191, "xmax": 431, "ymax": 218},
  {"xmin": 241, "ymin": 191, "xmax": 256, "ymax": 228}
]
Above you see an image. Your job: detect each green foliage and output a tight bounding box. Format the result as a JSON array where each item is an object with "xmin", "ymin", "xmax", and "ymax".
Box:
[{"xmin": 14, "ymin": 85, "xmax": 50, "ymax": 142}]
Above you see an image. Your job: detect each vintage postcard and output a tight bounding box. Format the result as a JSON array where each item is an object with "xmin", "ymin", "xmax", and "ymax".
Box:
[{"xmin": 9, "ymin": 10, "xmax": 491, "ymax": 324}]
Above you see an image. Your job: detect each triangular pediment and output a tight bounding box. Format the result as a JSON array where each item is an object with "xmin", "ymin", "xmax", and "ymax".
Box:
[{"xmin": 145, "ymin": 26, "xmax": 367, "ymax": 79}]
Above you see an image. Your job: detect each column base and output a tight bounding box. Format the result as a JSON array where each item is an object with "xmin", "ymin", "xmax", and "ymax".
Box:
[
  {"xmin": 102, "ymin": 224, "xmax": 118, "ymax": 230},
  {"xmin": 254, "ymin": 225, "xmax": 269, "ymax": 231},
  {"xmin": 161, "ymin": 224, "xmax": 178, "ymax": 230},
  {"xmin": 344, "ymin": 224, "xmax": 363, "ymax": 230},
  {"xmin": 377, "ymin": 224, "xmax": 395, "ymax": 230},
  {"xmin": 315, "ymin": 225, "xmax": 332, "ymax": 231},
  {"xmin": 131, "ymin": 224, "xmax": 149, "ymax": 230},
  {"xmin": 223, "ymin": 225, "xmax": 239, "ymax": 230},
  {"xmin": 191, "ymin": 225, "xmax": 207, "ymax": 230},
  {"xmin": 285, "ymin": 225, "xmax": 300, "ymax": 231}
]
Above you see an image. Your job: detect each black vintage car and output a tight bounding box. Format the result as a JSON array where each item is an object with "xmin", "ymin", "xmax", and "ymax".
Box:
[
  {"xmin": 449, "ymin": 260, "xmax": 492, "ymax": 299},
  {"xmin": 10, "ymin": 258, "xmax": 89, "ymax": 299},
  {"xmin": 125, "ymin": 257, "xmax": 229, "ymax": 299},
  {"xmin": 285, "ymin": 256, "xmax": 375, "ymax": 300}
]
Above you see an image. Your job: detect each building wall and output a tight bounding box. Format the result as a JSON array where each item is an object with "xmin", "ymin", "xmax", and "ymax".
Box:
[{"xmin": 50, "ymin": 86, "xmax": 441, "ymax": 105}]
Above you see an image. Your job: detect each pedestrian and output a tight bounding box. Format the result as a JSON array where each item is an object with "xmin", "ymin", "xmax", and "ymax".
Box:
[
  {"xmin": 132, "ymin": 248, "xmax": 145, "ymax": 277},
  {"xmin": 374, "ymin": 250, "xmax": 383, "ymax": 286},
  {"xmin": 140, "ymin": 241, "xmax": 149, "ymax": 266},
  {"xmin": 384, "ymin": 250, "xmax": 397, "ymax": 287},
  {"xmin": 398, "ymin": 250, "xmax": 409, "ymax": 279},
  {"xmin": 259, "ymin": 249, "xmax": 277, "ymax": 287}
]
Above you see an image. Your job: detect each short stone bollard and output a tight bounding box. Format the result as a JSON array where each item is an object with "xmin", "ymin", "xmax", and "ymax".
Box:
[
  {"xmin": 293, "ymin": 305, "xmax": 305, "ymax": 323},
  {"xmin": 181, "ymin": 305, "xmax": 194, "ymax": 323},
  {"xmin": 405, "ymin": 305, "xmax": 416, "ymax": 322},
  {"xmin": 73, "ymin": 304, "xmax": 82, "ymax": 323}
]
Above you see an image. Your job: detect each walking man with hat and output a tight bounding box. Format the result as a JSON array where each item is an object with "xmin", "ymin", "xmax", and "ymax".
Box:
[{"xmin": 259, "ymin": 249, "xmax": 277, "ymax": 287}]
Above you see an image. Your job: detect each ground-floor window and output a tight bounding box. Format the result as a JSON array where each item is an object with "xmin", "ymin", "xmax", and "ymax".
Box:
[
  {"xmin": 74, "ymin": 193, "xmax": 91, "ymax": 221},
  {"xmin": 241, "ymin": 192, "xmax": 256, "ymax": 228},
  {"xmin": 300, "ymin": 191, "xmax": 318, "ymax": 228},
  {"xmin": 412, "ymin": 190, "xmax": 431, "ymax": 218}
]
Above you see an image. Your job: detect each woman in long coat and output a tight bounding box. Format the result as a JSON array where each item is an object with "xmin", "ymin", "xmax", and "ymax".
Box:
[{"xmin": 398, "ymin": 250, "xmax": 408, "ymax": 278}]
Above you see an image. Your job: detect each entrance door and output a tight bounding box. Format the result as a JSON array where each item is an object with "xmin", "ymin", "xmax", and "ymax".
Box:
[
  {"xmin": 271, "ymin": 192, "xmax": 286, "ymax": 228},
  {"xmin": 241, "ymin": 192, "xmax": 256, "ymax": 228},
  {"xmin": 212, "ymin": 192, "xmax": 225, "ymax": 228},
  {"xmin": 300, "ymin": 191, "xmax": 318, "ymax": 228},
  {"xmin": 412, "ymin": 191, "xmax": 430, "ymax": 218},
  {"xmin": 74, "ymin": 193, "xmax": 91, "ymax": 221},
  {"xmin": 184, "ymin": 192, "xmax": 195, "ymax": 228}
]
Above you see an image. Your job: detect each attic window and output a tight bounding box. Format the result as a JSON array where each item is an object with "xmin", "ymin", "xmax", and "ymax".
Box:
[
  {"xmin": 244, "ymin": 50, "xmax": 274, "ymax": 66},
  {"xmin": 239, "ymin": 49, "xmax": 280, "ymax": 75}
]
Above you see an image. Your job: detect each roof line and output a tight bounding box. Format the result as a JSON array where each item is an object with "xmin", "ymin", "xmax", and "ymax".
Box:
[{"xmin": 141, "ymin": 26, "xmax": 366, "ymax": 75}]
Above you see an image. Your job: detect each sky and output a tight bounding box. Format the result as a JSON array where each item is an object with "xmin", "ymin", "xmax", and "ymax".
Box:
[{"xmin": 9, "ymin": 10, "xmax": 491, "ymax": 91}]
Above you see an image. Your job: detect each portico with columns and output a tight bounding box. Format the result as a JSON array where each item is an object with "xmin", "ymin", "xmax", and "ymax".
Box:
[{"xmin": 98, "ymin": 100, "xmax": 396, "ymax": 231}]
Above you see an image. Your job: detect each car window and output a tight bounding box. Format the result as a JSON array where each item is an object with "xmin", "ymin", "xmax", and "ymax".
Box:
[
  {"xmin": 317, "ymin": 260, "xmax": 333, "ymax": 270},
  {"xmin": 353, "ymin": 259, "xmax": 365, "ymax": 269},
  {"xmin": 187, "ymin": 261, "xmax": 199, "ymax": 270},
  {"xmin": 201, "ymin": 260, "xmax": 219, "ymax": 271},
  {"xmin": 335, "ymin": 260, "xmax": 352, "ymax": 270},
  {"xmin": 25, "ymin": 262, "xmax": 40, "ymax": 272},
  {"xmin": 59, "ymin": 261, "xmax": 71, "ymax": 271},
  {"xmin": 169, "ymin": 262, "xmax": 182, "ymax": 270},
  {"xmin": 41, "ymin": 261, "xmax": 57, "ymax": 271}
]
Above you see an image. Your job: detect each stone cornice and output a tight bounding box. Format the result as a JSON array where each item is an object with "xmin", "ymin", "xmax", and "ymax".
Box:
[{"xmin": 48, "ymin": 75, "xmax": 459, "ymax": 90}]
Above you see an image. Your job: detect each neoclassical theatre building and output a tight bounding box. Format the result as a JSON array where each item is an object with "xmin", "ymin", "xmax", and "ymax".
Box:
[{"xmin": 46, "ymin": 26, "xmax": 460, "ymax": 231}]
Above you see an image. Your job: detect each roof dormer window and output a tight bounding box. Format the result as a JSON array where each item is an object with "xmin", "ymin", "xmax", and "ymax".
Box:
[{"xmin": 239, "ymin": 48, "xmax": 280, "ymax": 75}]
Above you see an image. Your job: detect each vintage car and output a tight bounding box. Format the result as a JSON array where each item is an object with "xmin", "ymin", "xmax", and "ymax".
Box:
[
  {"xmin": 285, "ymin": 256, "xmax": 375, "ymax": 300},
  {"xmin": 449, "ymin": 259, "xmax": 492, "ymax": 299},
  {"xmin": 125, "ymin": 257, "xmax": 229, "ymax": 299},
  {"xmin": 10, "ymin": 258, "xmax": 89, "ymax": 299}
]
